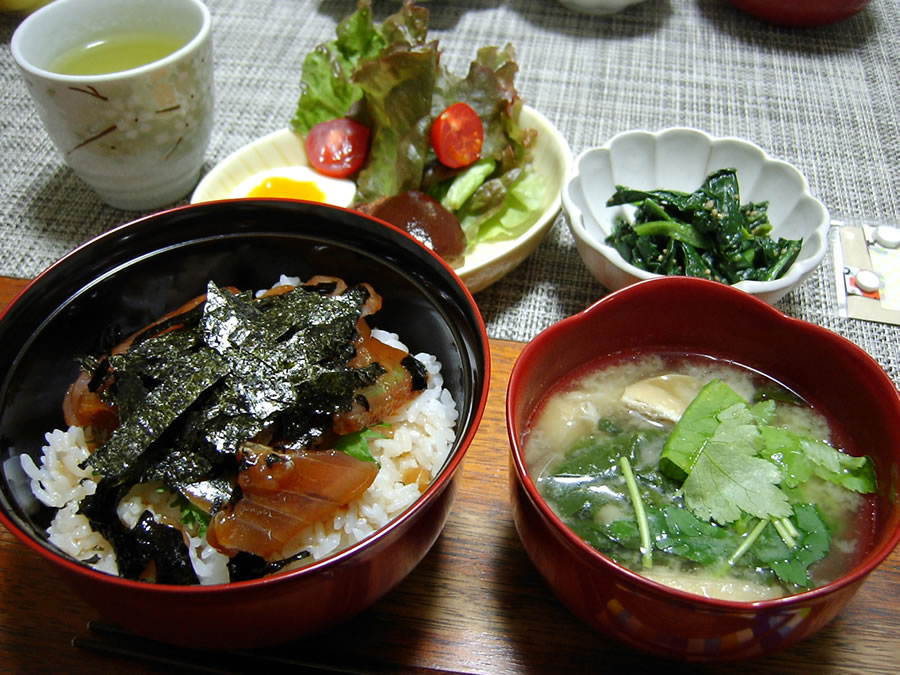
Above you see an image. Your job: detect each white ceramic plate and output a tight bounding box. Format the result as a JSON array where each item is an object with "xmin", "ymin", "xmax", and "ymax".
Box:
[
  {"xmin": 561, "ymin": 127, "xmax": 830, "ymax": 305},
  {"xmin": 192, "ymin": 105, "xmax": 572, "ymax": 294}
]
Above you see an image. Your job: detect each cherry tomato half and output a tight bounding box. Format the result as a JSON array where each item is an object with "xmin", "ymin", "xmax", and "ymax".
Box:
[
  {"xmin": 430, "ymin": 102, "xmax": 484, "ymax": 169},
  {"xmin": 305, "ymin": 118, "xmax": 370, "ymax": 178}
]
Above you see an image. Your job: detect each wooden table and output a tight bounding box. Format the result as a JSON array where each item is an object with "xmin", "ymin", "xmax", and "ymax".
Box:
[{"xmin": 0, "ymin": 275, "xmax": 897, "ymax": 674}]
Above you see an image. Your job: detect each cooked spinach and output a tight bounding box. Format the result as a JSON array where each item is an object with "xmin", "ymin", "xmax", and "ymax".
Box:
[{"xmin": 605, "ymin": 168, "xmax": 802, "ymax": 284}]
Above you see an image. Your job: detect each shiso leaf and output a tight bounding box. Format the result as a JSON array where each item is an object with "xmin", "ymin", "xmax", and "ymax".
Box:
[{"xmin": 334, "ymin": 426, "xmax": 385, "ymax": 464}]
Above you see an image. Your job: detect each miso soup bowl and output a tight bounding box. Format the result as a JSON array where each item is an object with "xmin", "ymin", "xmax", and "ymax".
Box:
[
  {"xmin": 507, "ymin": 276, "xmax": 900, "ymax": 661},
  {"xmin": 0, "ymin": 199, "xmax": 490, "ymax": 648}
]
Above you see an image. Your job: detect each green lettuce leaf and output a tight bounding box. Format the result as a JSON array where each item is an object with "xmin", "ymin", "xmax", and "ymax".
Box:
[
  {"xmin": 288, "ymin": 0, "xmax": 539, "ymax": 249},
  {"xmin": 352, "ymin": 42, "xmax": 438, "ymax": 201},
  {"xmin": 290, "ymin": 1, "xmax": 389, "ymax": 135},
  {"xmin": 467, "ymin": 168, "xmax": 547, "ymax": 245}
]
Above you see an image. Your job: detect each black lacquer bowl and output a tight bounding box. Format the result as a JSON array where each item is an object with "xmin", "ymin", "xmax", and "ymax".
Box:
[{"xmin": 0, "ymin": 199, "xmax": 490, "ymax": 648}]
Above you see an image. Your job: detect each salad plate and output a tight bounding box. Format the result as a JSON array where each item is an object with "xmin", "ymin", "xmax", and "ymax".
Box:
[{"xmin": 192, "ymin": 105, "xmax": 572, "ymax": 294}]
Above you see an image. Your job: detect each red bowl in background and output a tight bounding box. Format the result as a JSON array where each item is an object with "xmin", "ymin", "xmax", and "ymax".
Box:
[
  {"xmin": 728, "ymin": 0, "xmax": 871, "ymax": 26},
  {"xmin": 507, "ymin": 276, "xmax": 900, "ymax": 661},
  {"xmin": 0, "ymin": 200, "xmax": 491, "ymax": 648}
]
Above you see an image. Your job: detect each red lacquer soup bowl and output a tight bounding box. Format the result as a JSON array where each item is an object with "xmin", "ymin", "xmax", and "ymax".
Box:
[
  {"xmin": 507, "ymin": 276, "xmax": 900, "ymax": 661},
  {"xmin": 0, "ymin": 200, "xmax": 490, "ymax": 648}
]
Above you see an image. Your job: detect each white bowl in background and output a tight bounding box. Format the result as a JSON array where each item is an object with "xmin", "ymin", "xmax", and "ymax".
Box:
[
  {"xmin": 556, "ymin": 0, "xmax": 647, "ymax": 14},
  {"xmin": 562, "ymin": 128, "xmax": 830, "ymax": 305}
]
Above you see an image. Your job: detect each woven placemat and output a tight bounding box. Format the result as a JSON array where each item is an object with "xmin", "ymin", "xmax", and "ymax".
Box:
[{"xmin": 1, "ymin": 0, "xmax": 897, "ymax": 383}]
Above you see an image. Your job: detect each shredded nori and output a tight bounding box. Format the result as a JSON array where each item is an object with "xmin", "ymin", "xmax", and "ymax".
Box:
[
  {"xmin": 83, "ymin": 281, "xmax": 378, "ymax": 485},
  {"xmin": 402, "ymin": 354, "xmax": 428, "ymax": 391},
  {"xmin": 78, "ymin": 484, "xmax": 197, "ymax": 584},
  {"xmin": 88, "ymin": 348, "xmax": 231, "ymax": 482},
  {"xmin": 74, "ymin": 280, "xmax": 400, "ymax": 582},
  {"xmin": 127, "ymin": 511, "xmax": 200, "ymax": 585},
  {"xmin": 227, "ymin": 549, "xmax": 311, "ymax": 582}
]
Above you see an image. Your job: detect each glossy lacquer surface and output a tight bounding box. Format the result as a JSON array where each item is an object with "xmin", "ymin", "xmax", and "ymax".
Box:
[
  {"xmin": 0, "ymin": 200, "xmax": 490, "ymax": 648},
  {"xmin": 507, "ymin": 276, "xmax": 900, "ymax": 661}
]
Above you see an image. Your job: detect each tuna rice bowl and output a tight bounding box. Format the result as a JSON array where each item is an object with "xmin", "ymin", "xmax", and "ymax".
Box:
[{"xmin": 18, "ymin": 274, "xmax": 458, "ymax": 586}]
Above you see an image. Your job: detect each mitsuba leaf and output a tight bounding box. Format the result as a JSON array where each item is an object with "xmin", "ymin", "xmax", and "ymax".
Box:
[
  {"xmin": 750, "ymin": 503, "xmax": 830, "ymax": 588},
  {"xmin": 655, "ymin": 505, "xmax": 738, "ymax": 565},
  {"xmin": 661, "ymin": 379, "xmax": 791, "ymax": 525},
  {"xmin": 760, "ymin": 426, "xmax": 877, "ymax": 494},
  {"xmin": 659, "ymin": 379, "xmax": 745, "ymax": 482},
  {"xmin": 681, "ymin": 403, "xmax": 791, "ymax": 524},
  {"xmin": 537, "ymin": 428, "xmax": 673, "ymax": 567},
  {"xmin": 553, "ymin": 428, "xmax": 665, "ymax": 479}
]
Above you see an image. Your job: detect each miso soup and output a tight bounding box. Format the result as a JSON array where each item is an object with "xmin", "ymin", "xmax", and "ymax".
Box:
[{"xmin": 525, "ymin": 352, "xmax": 876, "ymax": 601}]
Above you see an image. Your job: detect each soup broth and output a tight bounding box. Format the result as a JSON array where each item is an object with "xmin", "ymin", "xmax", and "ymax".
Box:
[{"xmin": 525, "ymin": 352, "xmax": 875, "ymax": 601}]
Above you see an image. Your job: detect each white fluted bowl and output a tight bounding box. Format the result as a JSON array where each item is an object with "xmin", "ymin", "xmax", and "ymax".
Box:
[
  {"xmin": 562, "ymin": 128, "xmax": 830, "ymax": 305},
  {"xmin": 556, "ymin": 0, "xmax": 647, "ymax": 14}
]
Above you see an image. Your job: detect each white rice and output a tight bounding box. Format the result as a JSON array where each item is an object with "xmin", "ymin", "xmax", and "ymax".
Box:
[{"xmin": 21, "ymin": 329, "xmax": 457, "ymax": 584}]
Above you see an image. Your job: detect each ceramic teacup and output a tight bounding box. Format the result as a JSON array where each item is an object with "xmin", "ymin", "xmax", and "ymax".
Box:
[{"xmin": 11, "ymin": 0, "xmax": 213, "ymax": 210}]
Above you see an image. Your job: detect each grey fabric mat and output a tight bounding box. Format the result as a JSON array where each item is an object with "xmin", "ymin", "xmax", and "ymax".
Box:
[{"xmin": 1, "ymin": 0, "xmax": 898, "ymax": 385}]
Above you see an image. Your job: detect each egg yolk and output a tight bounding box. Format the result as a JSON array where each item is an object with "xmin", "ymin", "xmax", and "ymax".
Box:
[{"xmin": 245, "ymin": 176, "xmax": 327, "ymax": 202}]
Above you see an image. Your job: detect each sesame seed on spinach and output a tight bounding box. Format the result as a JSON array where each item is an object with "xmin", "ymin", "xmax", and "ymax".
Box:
[{"xmin": 605, "ymin": 168, "xmax": 802, "ymax": 284}]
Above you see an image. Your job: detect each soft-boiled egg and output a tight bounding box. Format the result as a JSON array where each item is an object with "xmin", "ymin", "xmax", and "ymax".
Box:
[{"xmin": 230, "ymin": 166, "xmax": 356, "ymax": 207}]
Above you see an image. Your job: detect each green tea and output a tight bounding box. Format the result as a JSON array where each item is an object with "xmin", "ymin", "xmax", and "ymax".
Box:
[{"xmin": 48, "ymin": 31, "xmax": 188, "ymax": 76}]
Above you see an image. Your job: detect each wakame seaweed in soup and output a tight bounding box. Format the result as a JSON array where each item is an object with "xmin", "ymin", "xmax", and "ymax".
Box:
[{"xmin": 525, "ymin": 352, "xmax": 877, "ymax": 601}]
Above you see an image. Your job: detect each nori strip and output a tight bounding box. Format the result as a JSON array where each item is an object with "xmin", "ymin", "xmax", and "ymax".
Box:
[
  {"xmin": 83, "ymin": 280, "xmax": 381, "ymax": 487},
  {"xmin": 85, "ymin": 348, "xmax": 230, "ymax": 482},
  {"xmin": 78, "ymin": 483, "xmax": 195, "ymax": 583},
  {"xmin": 127, "ymin": 511, "xmax": 200, "ymax": 585},
  {"xmin": 227, "ymin": 549, "xmax": 311, "ymax": 582},
  {"xmin": 402, "ymin": 354, "xmax": 428, "ymax": 391},
  {"xmin": 75, "ymin": 278, "xmax": 404, "ymax": 582}
]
